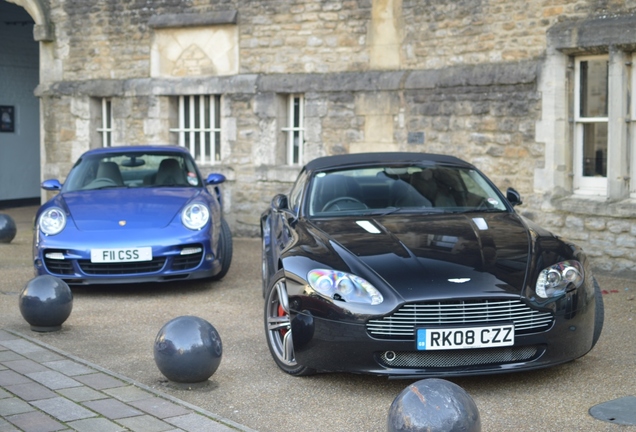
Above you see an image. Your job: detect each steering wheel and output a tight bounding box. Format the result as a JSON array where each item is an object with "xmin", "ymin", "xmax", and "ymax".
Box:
[
  {"xmin": 321, "ymin": 197, "xmax": 368, "ymax": 212},
  {"xmin": 84, "ymin": 177, "xmax": 118, "ymax": 189}
]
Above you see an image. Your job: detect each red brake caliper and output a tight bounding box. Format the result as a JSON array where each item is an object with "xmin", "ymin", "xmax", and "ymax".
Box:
[{"xmin": 278, "ymin": 304, "xmax": 288, "ymax": 336}]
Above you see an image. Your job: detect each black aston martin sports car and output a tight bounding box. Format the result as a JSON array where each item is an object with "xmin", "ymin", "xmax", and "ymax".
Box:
[{"xmin": 261, "ymin": 152, "xmax": 604, "ymax": 378}]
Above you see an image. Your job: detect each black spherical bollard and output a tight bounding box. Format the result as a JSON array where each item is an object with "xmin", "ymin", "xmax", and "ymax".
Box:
[
  {"xmin": 153, "ymin": 316, "xmax": 222, "ymax": 384},
  {"xmin": 387, "ymin": 378, "xmax": 481, "ymax": 432},
  {"xmin": 0, "ymin": 213, "xmax": 17, "ymax": 243},
  {"xmin": 19, "ymin": 276, "xmax": 73, "ymax": 332}
]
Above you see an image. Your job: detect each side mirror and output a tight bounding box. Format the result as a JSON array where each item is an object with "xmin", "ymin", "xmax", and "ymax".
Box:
[
  {"xmin": 206, "ymin": 173, "xmax": 226, "ymax": 185},
  {"xmin": 271, "ymin": 194, "xmax": 289, "ymax": 211},
  {"xmin": 41, "ymin": 179, "xmax": 62, "ymax": 191},
  {"xmin": 506, "ymin": 188, "xmax": 523, "ymax": 207}
]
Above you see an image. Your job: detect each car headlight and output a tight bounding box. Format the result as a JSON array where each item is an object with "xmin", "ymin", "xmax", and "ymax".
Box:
[
  {"xmin": 38, "ymin": 207, "xmax": 67, "ymax": 235},
  {"xmin": 535, "ymin": 260, "xmax": 583, "ymax": 298},
  {"xmin": 307, "ymin": 269, "xmax": 383, "ymax": 305},
  {"xmin": 182, "ymin": 203, "xmax": 210, "ymax": 230}
]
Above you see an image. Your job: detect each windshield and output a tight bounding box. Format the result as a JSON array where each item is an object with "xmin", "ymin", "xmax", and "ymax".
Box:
[
  {"xmin": 307, "ymin": 165, "xmax": 508, "ymax": 217},
  {"xmin": 62, "ymin": 151, "xmax": 201, "ymax": 192}
]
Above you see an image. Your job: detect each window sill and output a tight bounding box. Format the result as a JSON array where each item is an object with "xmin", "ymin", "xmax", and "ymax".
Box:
[
  {"xmin": 551, "ymin": 195, "xmax": 636, "ymax": 217},
  {"xmin": 148, "ymin": 11, "xmax": 238, "ymax": 29}
]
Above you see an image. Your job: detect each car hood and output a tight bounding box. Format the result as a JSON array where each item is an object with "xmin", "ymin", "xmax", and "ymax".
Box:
[
  {"xmin": 59, "ymin": 188, "xmax": 201, "ymax": 230},
  {"xmin": 310, "ymin": 212, "xmax": 531, "ymax": 301}
]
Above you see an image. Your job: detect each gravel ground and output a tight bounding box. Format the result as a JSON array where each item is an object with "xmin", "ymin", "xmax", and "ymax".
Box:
[{"xmin": 1, "ymin": 205, "xmax": 635, "ymax": 431}]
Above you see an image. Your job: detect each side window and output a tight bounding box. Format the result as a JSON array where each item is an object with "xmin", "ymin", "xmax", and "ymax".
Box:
[{"xmin": 288, "ymin": 170, "xmax": 309, "ymax": 214}]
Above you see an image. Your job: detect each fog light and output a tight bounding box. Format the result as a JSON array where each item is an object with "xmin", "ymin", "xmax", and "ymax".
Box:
[
  {"xmin": 180, "ymin": 247, "xmax": 202, "ymax": 256},
  {"xmin": 45, "ymin": 252, "xmax": 65, "ymax": 260}
]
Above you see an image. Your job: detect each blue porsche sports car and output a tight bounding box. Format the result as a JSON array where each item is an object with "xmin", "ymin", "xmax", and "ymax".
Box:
[{"xmin": 33, "ymin": 145, "xmax": 232, "ymax": 285}]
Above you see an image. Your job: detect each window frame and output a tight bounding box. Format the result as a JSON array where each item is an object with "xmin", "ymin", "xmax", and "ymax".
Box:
[
  {"xmin": 281, "ymin": 94, "xmax": 305, "ymax": 166},
  {"xmin": 170, "ymin": 95, "xmax": 221, "ymax": 165},
  {"xmin": 631, "ymin": 53, "xmax": 636, "ymax": 198},
  {"xmin": 96, "ymin": 98, "xmax": 113, "ymax": 148},
  {"xmin": 573, "ymin": 55, "xmax": 609, "ymax": 196}
]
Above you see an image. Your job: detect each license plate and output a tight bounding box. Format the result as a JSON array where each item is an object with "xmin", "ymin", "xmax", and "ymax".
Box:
[
  {"xmin": 90, "ymin": 247, "xmax": 152, "ymax": 263},
  {"xmin": 416, "ymin": 324, "xmax": 514, "ymax": 350}
]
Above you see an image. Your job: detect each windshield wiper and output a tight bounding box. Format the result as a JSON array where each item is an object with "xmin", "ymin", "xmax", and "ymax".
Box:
[
  {"xmin": 372, "ymin": 207, "xmax": 402, "ymax": 216},
  {"xmin": 363, "ymin": 207, "xmax": 445, "ymax": 216},
  {"xmin": 446, "ymin": 207, "xmax": 506, "ymax": 214},
  {"xmin": 84, "ymin": 185, "xmax": 126, "ymax": 191}
]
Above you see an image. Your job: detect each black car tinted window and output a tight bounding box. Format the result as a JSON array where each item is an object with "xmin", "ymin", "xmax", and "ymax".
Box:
[{"xmin": 307, "ymin": 165, "xmax": 507, "ymax": 216}]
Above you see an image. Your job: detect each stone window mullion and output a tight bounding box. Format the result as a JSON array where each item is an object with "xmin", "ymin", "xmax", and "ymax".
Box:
[{"xmin": 607, "ymin": 48, "xmax": 630, "ymax": 200}]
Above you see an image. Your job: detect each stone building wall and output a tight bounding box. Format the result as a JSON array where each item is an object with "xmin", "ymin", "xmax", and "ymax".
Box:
[
  {"xmin": 24, "ymin": 0, "xmax": 636, "ymax": 276},
  {"xmin": 43, "ymin": 1, "xmax": 636, "ymax": 79}
]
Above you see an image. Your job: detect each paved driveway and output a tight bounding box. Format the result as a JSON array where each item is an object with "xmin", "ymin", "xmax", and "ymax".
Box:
[{"xmin": 1, "ymin": 205, "xmax": 635, "ymax": 431}]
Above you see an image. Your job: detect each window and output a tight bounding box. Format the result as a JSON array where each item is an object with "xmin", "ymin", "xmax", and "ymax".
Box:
[
  {"xmin": 170, "ymin": 95, "xmax": 221, "ymax": 164},
  {"xmin": 631, "ymin": 53, "xmax": 636, "ymax": 198},
  {"xmin": 543, "ymin": 18, "xmax": 636, "ymax": 203},
  {"xmin": 573, "ymin": 56, "xmax": 608, "ymax": 195},
  {"xmin": 282, "ymin": 94, "xmax": 304, "ymax": 165},
  {"xmin": 96, "ymin": 98, "xmax": 112, "ymax": 147},
  {"xmin": 289, "ymin": 169, "xmax": 310, "ymax": 215}
]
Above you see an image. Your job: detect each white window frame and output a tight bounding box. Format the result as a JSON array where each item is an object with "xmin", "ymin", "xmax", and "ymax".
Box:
[
  {"xmin": 631, "ymin": 53, "xmax": 636, "ymax": 198},
  {"xmin": 170, "ymin": 95, "xmax": 221, "ymax": 165},
  {"xmin": 281, "ymin": 94, "xmax": 304, "ymax": 165},
  {"xmin": 96, "ymin": 98, "xmax": 112, "ymax": 148},
  {"xmin": 573, "ymin": 56, "xmax": 609, "ymax": 196}
]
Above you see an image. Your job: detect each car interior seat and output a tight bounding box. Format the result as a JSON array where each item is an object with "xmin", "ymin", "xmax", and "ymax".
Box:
[
  {"xmin": 96, "ymin": 161, "xmax": 124, "ymax": 186},
  {"xmin": 390, "ymin": 179, "xmax": 432, "ymax": 207},
  {"xmin": 410, "ymin": 169, "xmax": 460, "ymax": 207},
  {"xmin": 155, "ymin": 158, "xmax": 187, "ymax": 186}
]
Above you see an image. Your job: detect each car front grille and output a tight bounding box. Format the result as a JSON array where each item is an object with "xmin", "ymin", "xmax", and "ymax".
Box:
[
  {"xmin": 378, "ymin": 345, "xmax": 541, "ymax": 369},
  {"xmin": 45, "ymin": 251, "xmax": 201, "ymax": 276},
  {"xmin": 367, "ymin": 299, "xmax": 554, "ymax": 340},
  {"xmin": 78, "ymin": 258, "xmax": 166, "ymax": 275}
]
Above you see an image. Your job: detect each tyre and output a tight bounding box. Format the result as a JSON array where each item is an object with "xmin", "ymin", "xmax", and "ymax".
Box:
[
  {"xmin": 591, "ymin": 277, "xmax": 604, "ymax": 348},
  {"xmin": 211, "ymin": 218, "xmax": 233, "ymax": 280},
  {"xmin": 261, "ymin": 234, "xmax": 272, "ymax": 298},
  {"xmin": 264, "ymin": 270, "xmax": 315, "ymax": 376}
]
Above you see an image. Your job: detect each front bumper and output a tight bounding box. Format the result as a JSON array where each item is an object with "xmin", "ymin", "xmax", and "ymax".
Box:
[
  {"xmin": 290, "ymin": 294, "xmax": 597, "ymax": 378},
  {"xmin": 33, "ymin": 226, "xmax": 221, "ymax": 285}
]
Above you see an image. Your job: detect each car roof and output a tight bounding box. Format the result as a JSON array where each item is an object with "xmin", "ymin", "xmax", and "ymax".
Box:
[
  {"xmin": 303, "ymin": 152, "xmax": 474, "ymax": 172},
  {"xmin": 81, "ymin": 145, "xmax": 191, "ymax": 157}
]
